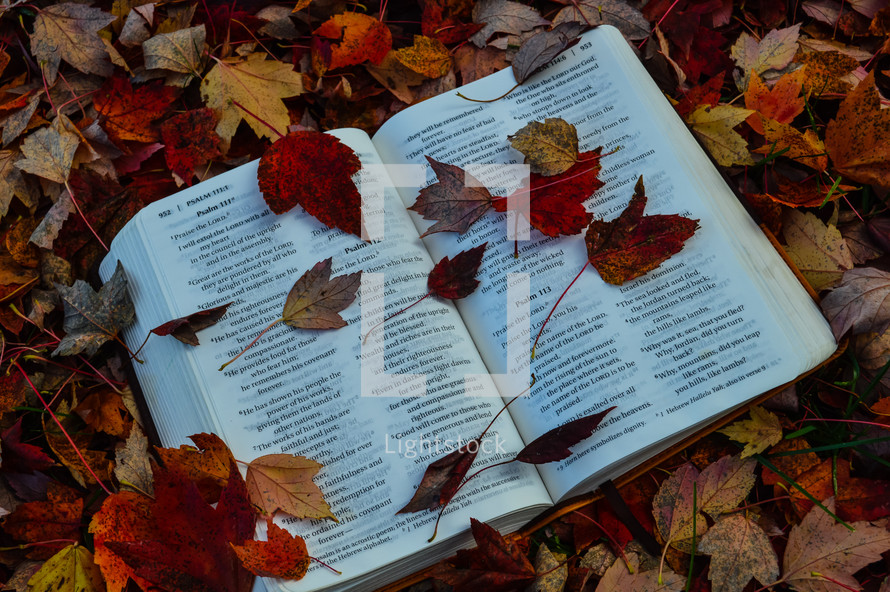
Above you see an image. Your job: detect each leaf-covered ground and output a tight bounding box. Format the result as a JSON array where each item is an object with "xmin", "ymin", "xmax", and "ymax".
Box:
[{"xmin": 0, "ymin": 0, "xmax": 890, "ymax": 591}]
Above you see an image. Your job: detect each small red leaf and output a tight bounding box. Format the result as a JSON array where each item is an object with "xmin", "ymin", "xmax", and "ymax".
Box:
[
  {"xmin": 398, "ymin": 441, "xmax": 479, "ymax": 513},
  {"xmin": 409, "ymin": 156, "xmax": 493, "ymax": 237},
  {"xmin": 151, "ymin": 302, "xmax": 232, "ymax": 346},
  {"xmin": 160, "ymin": 109, "xmax": 222, "ymax": 186},
  {"xmin": 586, "ymin": 177, "xmax": 699, "ymax": 285},
  {"xmin": 232, "ymin": 520, "xmax": 310, "ymax": 580},
  {"xmin": 516, "ymin": 407, "xmax": 615, "ymax": 464},
  {"xmin": 257, "ymin": 131, "xmax": 363, "ymax": 237},
  {"xmin": 428, "ymin": 243, "xmax": 487, "ymax": 299}
]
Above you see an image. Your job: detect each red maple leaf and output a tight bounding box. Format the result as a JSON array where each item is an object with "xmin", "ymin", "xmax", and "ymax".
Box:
[
  {"xmin": 398, "ymin": 440, "xmax": 480, "ymax": 513},
  {"xmin": 428, "ymin": 243, "xmax": 487, "ymax": 299},
  {"xmin": 160, "ymin": 108, "xmax": 222, "ymax": 186},
  {"xmin": 0, "ymin": 417, "xmax": 55, "ymax": 474},
  {"xmin": 493, "ymin": 149, "xmax": 603, "ymax": 237},
  {"xmin": 516, "ymin": 407, "xmax": 615, "ymax": 463},
  {"xmin": 585, "ymin": 177, "xmax": 699, "ymax": 285},
  {"xmin": 94, "ymin": 77, "xmax": 176, "ymax": 145},
  {"xmin": 257, "ymin": 131, "xmax": 363, "ymax": 237}
]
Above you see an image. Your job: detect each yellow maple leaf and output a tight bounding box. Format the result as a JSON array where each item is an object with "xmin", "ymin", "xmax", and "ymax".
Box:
[
  {"xmin": 756, "ymin": 119, "xmax": 828, "ymax": 172},
  {"xmin": 27, "ymin": 544, "xmax": 104, "ymax": 592},
  {"xmin": 718, "ymin": 406, "xmax": 783, "ymax": 458},
  {"xmin": 200, "ymin": 53, "xmax": 303, "ymax": 143},
  {"xmin": 687, "ymin": 105, "xmax": 756, "ymax": 167}
]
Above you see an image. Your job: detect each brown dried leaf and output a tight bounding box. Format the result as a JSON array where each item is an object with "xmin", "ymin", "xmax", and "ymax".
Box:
[
  {"xmin": 730, "ymin": 24, "xmax": 800, "ymax": 90},
  {"xmin": 143, "ymin": 25, "xmax": 206, "ymax": 76},
  {"xmin": 508, "ymin": 118, "xmax": 578, "ymax": 176},
  {"xmin": 470, "ymin": 0, "xmax": 549, "ymax": 47},
  {"xmin": 16, "ymin": 115, "xmax": 80, "ymax": 184},
  {"xmin": 594, "ymin": 553, "xmax": 684, "ymax": 592},
  {"xmin": 282, "ymin": 258, "xmax": 361, "ymax": 329},
  {"xmin": 0, "ymin": 151, "xmax": 38, "ymax": 218},
  {"xmin": 155, "ymin": 433, "xmax": 235, "ymax": 503},
  {"xmin": 696, "ymin": 455, "xmax": 757, "ymax": 519},
  {"xmin": 245, "ymin": 454, "xmax": 336, "ymax": 521},
  {"xmin": 511, "ymin": 22, "xmax": 585, "ymax": 84},
  {"xmin": 553, "ymin": 0, "xmax": 650, "ymax": 39},
  {"xmin": 698, "ymin": 514, "xmax": 779, "ymax": 592},
  {"xmin": 821, "ymin": 267, "xmax": 890, "ymax": 338},
  {"xmin": 532, "ymin": 545, "xmax": 566, "ymax": 592},
  {"xmin": 395, "ymin": 35, "xmax": 452, "ymax": 79},
  {"xmin": 114, "ymin": 424, "xmax": 154, "ymax": 496},
  {"xmin": 29, "ymin": 3, "xmax": 115, "ymax": 84},
  {"xmin": 783, "ymin": 209, "xmax": 853, "ymax": 292},
  {"xmin": 652, "ymin": 463, "xmax": 707, "ymax": 551},
  {"xmin": 796, "ymin": 50, "xmax": 860, "ymax": 96}
]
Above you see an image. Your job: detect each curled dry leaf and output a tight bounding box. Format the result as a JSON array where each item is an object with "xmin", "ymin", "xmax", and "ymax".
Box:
[
  {"xmin": 585, "ymin": 177, "xmax": 698, "ymax": 285},
  {"xmin": 246, "ymin": 454, "xmax": 336, "ymax": 521},
  {"xmin": 151, "ymin": 302, "xmax": 232, "ymax": 346},
  {"xmin": 257, "ymin": 132, "xmax": 363, "ymax": 237},
  {"xmin": 508, "ymin": 118, "xmax": 579, "ymax": 176},
  {"xmin": 428, "ymin": 243, "xmax": 487, "ymax": 299}
]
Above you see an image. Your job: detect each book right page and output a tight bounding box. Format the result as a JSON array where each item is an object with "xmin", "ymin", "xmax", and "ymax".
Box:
[{"xmin": 372, "ymin": 26, "xmax": 836, "ymax": 501}]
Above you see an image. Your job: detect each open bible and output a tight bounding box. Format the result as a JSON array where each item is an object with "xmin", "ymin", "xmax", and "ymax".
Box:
[{"xmin": 99, "ymin": 25, "xmax": 836, "ymax": 592}]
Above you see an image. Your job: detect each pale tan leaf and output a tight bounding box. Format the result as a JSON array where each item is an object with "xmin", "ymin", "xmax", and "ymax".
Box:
[
  {"xmin": 784, "ymin": 209, "xmax": 854, "ymax": 291},
  {"xmin": 688, "ymin": 104, "xmax": 756, "ymax": 166},
  {"xmin": 532, "ymin": 545, "xmax": 566, "ymax": 592},
  {"xmin": 16, "ymin": 115, "xmax": 80, "ymax": 184},
  {"xmin": 731, "ymin": 24, "xmax": 801, "ymax": 90},
  {"xmin": 245, "ymin": 454, "xmax": 337, "ymax": 521},
  {"xmin": 143, "ymin": 25, "xmax": 206, "ymax": 75},
  {"xmin": 696, "ymin": 455, "xmax": 757, "ymax": 519},
  {"xmin": 0, "ymin": 151, "xmax": 38, "ymax": 218},
  {"xmin": 552, "ymin": 0, "xmax": 650, "ymax": 39},
  {"xmin": 119, "ymin": 4, "xmax": 153, "ymax": 47},
  {"xmin": 1, "ymin": 93, "xmax": 41, "ymax": 146},
  {"xmin": 29, "ymin": 3, "xmax": 115, "ymax": 84},
  {"xmin": 200, "ymin": 52, "xmax": 303, "ymax": 142},
  {"xmin": 698, "ymin": 514, "xmax": 779, "ymax": 592},
  {"xmin": 29, "ymin": 189, "xmax": 74, "ymax": 250},
  {"xmin": 508, "ymin": 118, "xmax": 578, "ymax": 176},
  {"xmin": 595, "ymin": 553, "xmax": 685, "ymax": 592},
  {"xmin": 114, "ymin": 424, "xmax": 154, "ymax": 496},
  {"xmin": 652, "ymin": 463, "xmax": 708, "ymax": 552},
  {"xmin": 822, "ymin": 267, "xmax": 890, "ymax": 338},
  {"xmin": 718, "ymin": 406, "xmax": 784, "ymax": 458},
  {"xmin": 470, "ymin": 0, "xmax": 549, "ymax": 47},
  {"xmin": 780, "ymin": 498, "xmax": 890, "ymax": 592}
]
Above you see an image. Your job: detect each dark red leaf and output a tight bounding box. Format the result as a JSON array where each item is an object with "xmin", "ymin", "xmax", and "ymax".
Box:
[
  {"xmin": 3, "ymin": 499, "xmax": 83, "ymax": 558},
  {"xmin": 428, "ymin": 243, "xmax": 487, "ymax": 299},
  {"xmin": 160, "ymin": 108, "xmax": 222, "ymax": 186},
  {"xmin": 433, "ymin": 518, "xmax": 535, "ymax": 591},
  {"xmin": 586, "ymin": 177, "xmax": 699, "ymax": 285},
  {"xmin": 493, "ymin": 149, "xmax": 603, "ymax": 237},
  {"xmin": 420, "ymin": 0, "xmax": 483, "ymax": 44},
  {"xmin": 409, "ymin": 157, "xmax": 493, "ymax": 237},
  {"xmin": 257, "ymin": 131, "xmax": 363, "ymax": 237},
  {"xmin": 151, "ymin": 302, "xmax": 232, "ymax": 346},
  {"xmin": 94, "ymin": 77, "xmax": 177, "ymax": 145},
  {"xmin": 398, "ymin": 441, "xmax": 479, "ymax": 513},
  {"xmin": 516, "ymin": 407, "xmax": 615, "ymax": 464},
  {"xmin": 0, "ymin": 418, "xmax": 55, "ymax": 474}
]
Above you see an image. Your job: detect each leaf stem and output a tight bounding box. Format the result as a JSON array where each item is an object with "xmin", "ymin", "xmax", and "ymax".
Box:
[
  {"xmin": 362, "ymin": 292, "xmax": 431, "ymax": 344},
  {"xmin": 231, "ymin": 99, "xmax": 285, "ymax": 139},
  {"xmin": 310, "ymin": 556, "xmax": 341, "ymax": 575},
  {"xmin": 532, "ymin": 261, "xmax": 589, "ymax": 359},
  {"xmin": 456, "ymin": 83, "xmax": 520, "ymax": 103},
  {"xmin": 63, "ymin": 180, "xmax": 109, "ymax": 251},
  {"xmin": 476, "ymin": 374, "xmax": 536, "ymax": 442},
  {"xmin": 219, "ymin": 318, "xmax": 283, "ymax": 371}
]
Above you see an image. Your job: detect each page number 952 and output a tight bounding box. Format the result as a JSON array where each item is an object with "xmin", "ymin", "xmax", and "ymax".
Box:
[{"xmin": 158, "ymin": 209, "xmax": 172, "ymax": 218}]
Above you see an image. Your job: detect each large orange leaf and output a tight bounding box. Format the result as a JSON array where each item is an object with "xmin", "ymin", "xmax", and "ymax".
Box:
[{"xmin": 312, "ymin": 13, "xmax": 392, "ymax": 74}]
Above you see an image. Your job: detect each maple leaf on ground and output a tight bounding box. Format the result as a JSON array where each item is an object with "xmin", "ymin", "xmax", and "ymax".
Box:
[
  {"xmin": 778, "ymin": 498, "xmax": 890, "ymax": 592},
  {"xmin": 730, "ymin": 24, "xmax": 800, "ymax": 90},
  {"xmin": 93, "ymin": 78, "xmax": 176, "ymax": 145},
  {"xmin": 409, "ymin": 157, "xmax": 493, "ymax": 236},
  {"xmin": 114, "ymin": 425, "xmax": 154, "ymax": 496},
  {"xmin": 756, "ymin": 120, "xmax": 828, "ymax": 172},
  {"xmin": 698, "ymin": 514, "xmax": 779, "ymax": 592},
  {"xmin": 769, "ymin": 174, "xmax": 851, "ymax": 208},
  {"xmin": 783, "ymin": 210, "xmax": 853, "ymax": 292},
  {"xmin": 687, "ymin": 105, "xmax": 756, "ymax": 167},
  {"xmin": 74, "ymin": 388, "xmax": 130, "ymax": 437},
  {"xmin": 245, "ymin": 454, "xmax": 337, "ymax": 521},
  {"xmin": 433, "ymin": 518, "xmax": 536, "ymax": 591},
  {"xmin": 420, "ymin": 0, "xmax": 483, "ymax": 44},
  {"xmin": 585, "ymin": 177, "xmax": 698, "ymax": 285},
  {"xmin": 312, "ymin": 13, "xmax": 392, "ymax": 75},
  {"xmin": 552, "ymin": 0, "xmax": 650, "ymax": 39},
  {"xmin": 398, "ymin": 440, "xmax": 480, "ymax": 513},
  {"xmin": 160, "ymin": 108, "xmax": 222, "ymax": 186},
  {"xmin": 232, "ymin": 520, "xmax": 310, "ymax": 579},
  {"xmin": 156, "ymin": 433, "xmax": 236, "ymax": 503},
  {"xmin": 3, "ymin": 499, "xmax": 83, "ymax": 556},
  {"xmin": 821, "ymin": 267, "xmax": 890, "ymax": 338},
  {"xmin": 29, "ymin": 3, "xmax": 115, "ymax": 84},
  {"xmin": 257, "ymin": 131, "xmax": 362, "ymax": 236},
  {"xmin": 673, "ymin": 73, "xmax": 724, "ymax": 119},
  {"xmin": 151, "ymin": 302, "xmax": 231, "ymax": 346},
  {"xmin": 744, "ymin": 69, "xmax": 806, "ymax": 135},
  {"xmin": 594, "ymin": 552, "xmax": 684, "ymax": 592},
  {"xmin": 395, "ymin": 36, "xmax": 452, "ymax": 79},
  {"xmin": 90, "ymin": 491, "xmax": 155, "ymax": 592},
  {"xmin": 516, "ymin": 407, "xmax": 614, "ymax": 463},
  {"xmin": 15, "ymin": 114, "xmax": 81, "ymax": 184},
  {"xmin": 143, "ymin": 25, "xmax": 207, "ymax": 78},
  {"xmin": 511, "ymin": 22, "xmax": 586, "ymax": 84},
  {"xmin": 200, "ymin": 53, "xmax": 303, "ymax": 143},
  {"xmin": 796, "ymin": 50, "xmax": 860, "ymax": 96},
  {"xmin": 428, "ymin": 243, "xmax": 487, "ymax": 299},
  {"xmin": 825, "ymin": 71, "xmax": 890, "ymax": 188},
  {"xmin": 26, "ymin": 544, "xmax": 104, "ymax": 592},
  {"xmin": 509, "ymin": 118, "xmax": 579, "ymax": 176},
  {"xmin": 470, "ymin": 0, "xmax": 550, "ymax": 47},
  {"xmin": 493, "ymin": 149, "xmax": 604, "ymax": 237},
  {"xmin": 52, "ymin": 261, "xmax": 135, "ymax": 357},
  {"xmin": 717, "ymin": 405, "xmax": 783, "ymax": 457}
]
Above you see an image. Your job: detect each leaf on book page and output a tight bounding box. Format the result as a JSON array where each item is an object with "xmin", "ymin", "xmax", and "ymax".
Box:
[
  {"xmin": 470, "ymin": 0, "xmax": 550, "ymax": 47},
  {"xmin": 585, "ymin": 177, "xmax": 698, "ymax": 286},
  {"xmin": 493, "ymin": 149, "xmax": 603, "ymax": 237},
  {"xmin": 516, "ymin": 407, "xmax": 614, "ymax": 464},
  {"xmin": 409, "ymin": 157, "xmax": 493, "ymax": 237},
  {"xmin": 531, "ymin": 544, "xmax": 567, "ymax": 592},
  {"xmin": 508, "ymin": 118, "xmax": 579, "ymax": 176},
  {"xmin": 698, "ymin": 514, "xmax": 779, "ymax": 592},
  {"xmin": 744, "ymin": 69, "xmax": 806, "ymax": 135},
  {"xmin": 398, "ymin": 440, "xmax": 480, "ymax": 513},
  {"xmin": 155, "ymin": 432, "xmax": 236, "ymax": 503},
  {"xmin": 114, "ymin": 424, "xmax": 154, "ymax": 496},
  {"xmin": 311, "ymin": 13, "xmax": 392, "ymax": 74},
  {"xmin": 594, "ymin": 552, "xmax": 684, "ymax": 592},
  {"xmin": 718, "ymin": 406, "xmax": 783, "ymax": 458},
  {"xmin": 687, "ymin": 104, "xmax": 756, "ymax": 166},
  {"xmin": 26, "ymin": 544, "xmax": 104, "ymax": 592},
  {"xmin": 245, "ymin": 454, "xmax": 337, "ymax": 521},
  {"xmin": 232, "ymin": 519, "xmax": 310, "ymax": 580},
  {"xmin": 428, "ymin": 243, "xmax": 487, "ymax": 299},
  {"xmin": 200, "ymin": 52, "xmax": 303, "ymax": 142},
  {"xmin": 28, "ymin": 3, "xmax": 115, "ymax": 84},
  {"xmin": 652, "ymin": 463, "xmax": 708, "ymax": 552},
  {"xmin": 52, "ymin": 261, "xmax": 135, "ymax": 357},
  {"xmin": 783, "ymin": 209, "xmax": 853, "ymax": 292},
  {"xmin": 779, "ymin": 497, "xmax": 890, "ymax": 592},
  {"xmin": 151, "ymin": 302, "xmax": 232, "ymax": 346},
  {"xmin": 15, "ymin": 114, "xmax": 81, "ymax": 184},
  {"xmin": 282, "ymin": 258, "xmax": 361, "ymax": 330},
  {"xmin": 257, "ymin": 131, "xmax": 363, "ymax": 237},
  {"xmin": 432, "ymin": 518, "xmax": 536, "ymax": 591},
  {"xmin": 553, "ymin": 0, "xmax": 649, "ymax": 39},
  {"xmin": 730, "ymin": 24, "xmax": 800, "ymax": 90},
  {"xmin": 93, "ymin": 77, "xmax": 177, "ymax": 145},
  {"xmin": 825, "ymin": 71, "xmax": 890, "ymax": 188},
  {"xmin": 511, "ymin": 22, "xmax": 586, "ymax": 84},
  {"xmin": 102, "ymin": 466, "xmax": 255, "ymax": 592}
]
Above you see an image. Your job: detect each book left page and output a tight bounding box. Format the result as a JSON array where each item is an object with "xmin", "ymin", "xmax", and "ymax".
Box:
[{"xmin": 99, "ymin": 129, "xmax": 551, "ymax": 592}]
